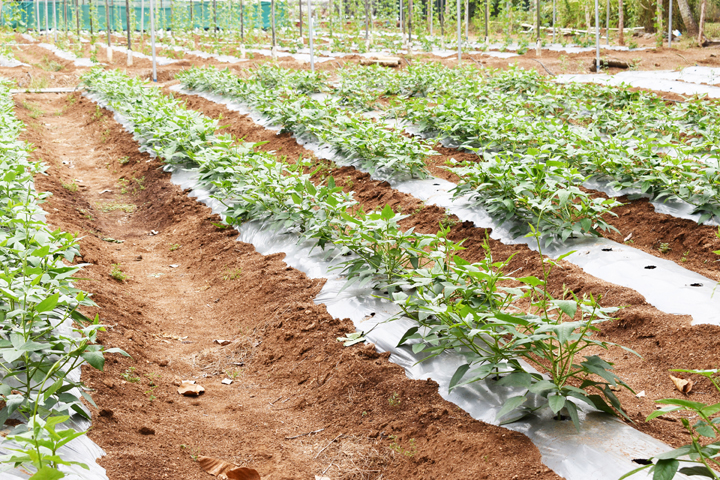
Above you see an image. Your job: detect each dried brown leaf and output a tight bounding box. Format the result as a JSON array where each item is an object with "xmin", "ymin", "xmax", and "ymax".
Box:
[{"xmin": 669, "ymin": 374, "xmax": 693, "ymax": 394}]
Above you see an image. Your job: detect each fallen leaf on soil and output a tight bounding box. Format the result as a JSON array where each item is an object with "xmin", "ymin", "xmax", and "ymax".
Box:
[
  {"xmin": 670, "ymin": 375, "xmax": 693, "ymax": 394},
  {"xmin": 198, "ymin": 456, "xmax": 260, "ymax": 480},
  {"xmin": 178, "ymin": 383, "xmax": 205, "ymax": 396},
  {"xmin": 214, "ymin": 339, "xmax": 232, "ymax": 346}
]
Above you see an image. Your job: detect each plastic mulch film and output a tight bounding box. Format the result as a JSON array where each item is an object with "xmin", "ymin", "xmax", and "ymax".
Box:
[
  {"xmin": 555, "ymin": 71, "xmax": 720, "ymax": 98},
  {"xmin": 172, "ymin": 85, "xmax": 720, "ymax": 327},
  {"xmin": 36, "ymin": 43, "xmax": 97, "ymax": 67},
  {"xmin": 0, "ymin": 57, "xmax": 28, "ymax": 67},
  {"xmin": 90, "ymin": 89, "xmax": 698, "ymax": 480},
  {"xmin": 159, "ymin": 44, "xmax": 247, "ymax": 64},
  {"xmin": 96, "ymin": 42, "xmax": 180, "ymax": 66}
]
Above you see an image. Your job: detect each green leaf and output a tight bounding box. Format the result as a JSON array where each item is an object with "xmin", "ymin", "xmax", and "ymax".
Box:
[
  {"xmin": 35, "ymin": 293, "xmax": 60, "ymax": 313},
  {"xmin": 81, "ymin": 351, "xmax": 105, "ymax": 371},
  {"xmin": 449, "ymin": 364, "xmax": 470, "ymax": 392},
  {"xmin": 565, "ymin": 400, "xmax": 580, "ymax": 431},
  {"xmin": 652, "ymin": 459, "xmax": 679, "ymax": 480},
  {"xmin": 380, "ymin": 204, "xmax": 395, "ymax": 220},
  {"xmin": 553, "ymin": 300, "xmax": 577, "ymax": 319},
  {"xmin": 678, "ymin": 466, "xmax": 715, "ymax": 477},
  {"xmin": 29, "ymin": 466, "xmax": 65, "ymax": 480},
  {"xmin": 655, "ymin": 445, "xmax": 693, "ymax": 460},
  {"xmin": 495, "ymin": 395, "xmax": 527, "ymax": 421},
  {"xmin": 496, "ymin": 371, "xmax": 532, "ymax": 389},
  {"xmin": 396, "ymin": 327, "xmax": 419, "ymax": 348},
  {"xmin": 548, "ymin": 394, "xmax": 566, "ymax": 414}
]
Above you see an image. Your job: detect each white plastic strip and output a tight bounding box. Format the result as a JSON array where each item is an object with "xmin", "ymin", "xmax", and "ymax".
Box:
[
  {"xmin": 556, "ymin": 71, "xmax": 720, "ymax": 98},
  {"xmin": 0, "ymin": 56, "xmax": 28, "ymax": 67},
  {"xmin": 96, "ymin": 42, "xmax": 178, "ymax": 66},
  {"xmin": 171, "ymin": 85, "xmax": 720, "ymax": 326},
  {"xmin": 36, "ymin": 43, "xmax": 97, "ymax": 67}
]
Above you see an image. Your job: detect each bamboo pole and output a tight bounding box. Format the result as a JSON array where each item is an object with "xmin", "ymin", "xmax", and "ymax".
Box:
[
  {"xmin": 53, "ymin": 0, "xmax": 58, "ymax": 40},
  {"xmin": 408, "ymin": 0, "xmax": 412, "ymax": 49},
  {"xmin": 606, "ymin": 0, "xmax": 609, "ymax": 45},
  {"xmin": 667, "ymin": 0, "xmax": 673, "ymax": 47},
  {"xmin": 697, "ymin": 0, "xmax": 706, "ymax": 46},
  {"xmin": 618, "ymin": 0, "xmax": 623, "ymax": 45},
  {"xmin": 125, "ymin": 0, "xmax": 132, "ymax": 64},
  {"xmin": 150, "ymin": 0, "xmax": 156, "ymax": 81},
  {"xmin": 307, "ymin": 0, "xmax": 313, "ymax": 70},
  {"xmin": 105, "ymin": 0, "xmax": 112, "ymax": 61},
  {"xmin": 464, "ymin": 0, "xmax": 467, "ymax": 41},
  {"xmin": 456, "ymin": 0, "xmax": 459, "ymax": 60},
  {"xmin": 485, "ymin": 0, "xmax": 488, "ymax": 41},
  {"xmin": 594, "ymin": 0, "xmax": 599, "ymax": 70}
]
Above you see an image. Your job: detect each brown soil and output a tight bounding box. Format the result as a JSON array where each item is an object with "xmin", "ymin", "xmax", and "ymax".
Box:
[
  {"xmin": 12, "ymin": 91, "xmax": 563, "ymax": 479},
  {"xmin": 170, "ymin": 87, "xmax": 720, "ymax": 450}
]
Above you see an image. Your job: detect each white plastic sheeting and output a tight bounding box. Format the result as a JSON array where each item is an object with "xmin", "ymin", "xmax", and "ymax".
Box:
[
  {"xmin": 160, "ymin": 43, "xmax": 247, "ymax": 64},
  {"xmin": 96, "ymin": 42, "xmax": 178, "ymax": 66},
  {"xmin": 0, "ymin": 57, "xmax": 28, "ymax": 67},
  {"xmin": 172, "ymin": 85, "xmax": 720, "ymax": 327},
  {"xmin": 36, "ymin": 43, "xmax": 97, "ymax": 67},
  {"xmin": 556, "ymin": 70, "xmax": 720, "ymax": 98}
]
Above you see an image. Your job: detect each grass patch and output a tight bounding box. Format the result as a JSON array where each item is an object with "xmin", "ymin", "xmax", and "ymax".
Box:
[{"xmin": 96, "ymin": 202, "xmax": 136, "ymax": 214}]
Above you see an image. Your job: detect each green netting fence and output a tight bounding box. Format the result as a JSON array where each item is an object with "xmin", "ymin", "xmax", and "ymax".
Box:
[{"xmin": 0, "ymin": 0, "xmax": 286, "ymax": 31}]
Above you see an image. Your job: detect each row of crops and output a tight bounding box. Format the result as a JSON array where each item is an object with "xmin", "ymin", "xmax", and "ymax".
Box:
[
  {"xmin": 0, "ymin": 79, "xmax": 124, "ymax": 478},
  {"xmin": 176, "ymin": 63, "xmax": 720, "ymax": 250},
  {"xmin": 169, "ymin": 64, "xmax": 720, "ymax": 479},
  {"xmin": 83, "ymin": 66, "xmax": 637, "ymax": 435}
]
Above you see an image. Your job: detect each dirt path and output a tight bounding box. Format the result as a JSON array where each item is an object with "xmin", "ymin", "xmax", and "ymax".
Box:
[{"xmin": 12, "ymin": 92, "xmax": 561, "ymax": 479}]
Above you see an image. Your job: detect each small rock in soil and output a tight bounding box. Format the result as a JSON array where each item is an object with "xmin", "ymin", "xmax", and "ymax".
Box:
[
  {"xmin": 221, "ymin": 378, "xmax": 233, "ymax": 385},
  {"xmin": 214, "ymin": 339, "xmax": 232, "ymax": 346},
  {"xmin": 99, "ymin": 408, "xmax": 114, "ymax": 418},
  {"xmin": 158, "ymin": 359, "xmax": 169, "ymax": 367},
  {"xmin": 135, "ymin": 255, "xmax": 143, "ymax": 261},
  {"xmin": 138, "ymin": 426, "xmax": 155, "ymax": 435},
  {"xmin": 178, "ymin": 383, "xmax": 205, "ymax": 396},
  {"xmin": 102, "ymin": 379, "xmax": 115, "ymax": 389}
]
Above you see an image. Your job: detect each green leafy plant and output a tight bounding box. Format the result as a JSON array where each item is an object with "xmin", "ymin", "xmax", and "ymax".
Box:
[
  {"xmin": 121, "ymin": 367, "xmax": 140, "ymax": 383},
  {"xmin": 110, "ymin": 264, "xmax": 128, "ymax": 282},
  {"xmin": 622, "ymin": 369, "xmax": 720, "ymax": 479}
]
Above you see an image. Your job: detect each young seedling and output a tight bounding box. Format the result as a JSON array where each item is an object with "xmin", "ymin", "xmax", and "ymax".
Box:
[
  {"xmin": 388, "ymin": 392, "xmax": 401, "ymax": 407},
  {"xmin": 222, "ymin": 267, "xmax": 243, "ymax": 280},
  {"xmin": 110, "ymin": 264, "xmax": 128, "ymax": 282},
  {"xmin": 121, "ymin": 367, "xmax": 140, "ymax": 383},
  {"xmin": 62, "ymin": 180, "xmax": 79, "ymax": 192}
]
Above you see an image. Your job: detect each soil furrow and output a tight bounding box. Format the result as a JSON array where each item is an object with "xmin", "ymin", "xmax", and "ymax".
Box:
[
  {"xmin": 12, "ymin": 91, "xmax": 561, "ymax": 480},
  {"xmin": 170, "ymin": 87, "xmax": 720, "ymax": 449}
]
